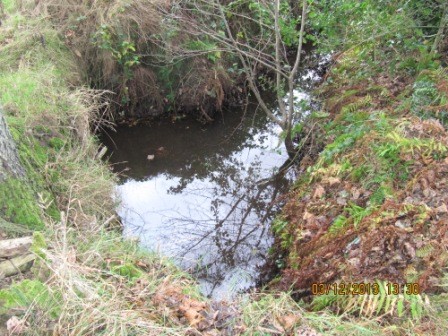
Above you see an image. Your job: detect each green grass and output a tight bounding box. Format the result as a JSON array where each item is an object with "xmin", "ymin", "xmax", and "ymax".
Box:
[
  {"xmin": 1, "ymin": 0, "xmax": 16, "ymax": 13},
  {"xmin": 0, "ymin": 5, "xmax": 206, "ymax": 334}
]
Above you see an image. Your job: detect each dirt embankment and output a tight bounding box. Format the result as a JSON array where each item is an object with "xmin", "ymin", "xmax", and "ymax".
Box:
[
  {"xmin": 274, "ymin": 50, "xmax": 448, "ymax": 296},
  {"xmin": 36, "ymin": 0, "xmax": 244, "ymax": 122}
]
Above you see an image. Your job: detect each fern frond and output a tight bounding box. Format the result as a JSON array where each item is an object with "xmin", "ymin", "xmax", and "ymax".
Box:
[
  {"xmin": 328, "ymin": 215, "xmax": 349, "ymax": 235},
  {"xmin": 404, "ymin": 265, "xmax": 419, "ymax": 283},
  {"xmin": 341, "ymin": 95, "xmax": 373, "ymax": 114},
  {"xmin": 328, "ymin": 280, "xmax": 430, "ymax": 320},
  {"xmin": 416, "ymin": 244, "xmax": 434, "ymax": 258}
]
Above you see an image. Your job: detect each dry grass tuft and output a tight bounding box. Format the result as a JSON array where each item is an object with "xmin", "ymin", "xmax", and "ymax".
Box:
[
  {"xmin": 32, "ymin": 0, "xmax": 166, "ymax": 117},
  {"xmin": 177, "ymin": 62, "xmax": 233, "ymax": 122},
  {"xmin": 31, "ymin": 211, "xmax": 192, "ymax": 336}
]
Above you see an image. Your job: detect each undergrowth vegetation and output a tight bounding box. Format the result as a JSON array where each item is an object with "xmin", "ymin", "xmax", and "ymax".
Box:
[
  {"xmin": 0, "ymin": 2, "xmax": 207, "ymax": 335},
  {"xmin": 273, "ymin": 0, "xmax": 448, "ymax": 333},
  {"xmin": 26, "ymin": 0, "xmax": 238, "ymax": 121}
]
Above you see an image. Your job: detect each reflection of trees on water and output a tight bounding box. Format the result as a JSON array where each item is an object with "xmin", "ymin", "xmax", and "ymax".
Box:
[
  {"xmin": 102, "ymin": 106, "xmax": 280, "ymax": 181},
  {"xmin": 163, "ymin": 154, "xmax": 292, "ymax": 297}
]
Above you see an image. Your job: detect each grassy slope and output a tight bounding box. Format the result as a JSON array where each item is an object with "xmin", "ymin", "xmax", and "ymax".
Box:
[
  {"xmin": 1, "ymin": 1, "xmax": 448, "ymax": 335},
  {"xmin": 0, "ymin": 2, "xmax": 207, "ymax": 335}
]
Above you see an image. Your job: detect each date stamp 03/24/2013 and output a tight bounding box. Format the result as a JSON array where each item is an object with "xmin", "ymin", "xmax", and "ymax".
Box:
[{"xmin": 311, "ymin": 282, "xmax": 421, "ymax": 296}]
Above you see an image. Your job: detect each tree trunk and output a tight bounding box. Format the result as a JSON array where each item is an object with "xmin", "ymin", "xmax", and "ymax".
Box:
[
  {"xmin": 284, "ymin": 132, "xmax": 296, "ymax": 159},
  {"xmin": 0, "ymin": 106, "xmax": 29, "ymax": 235},
  {"xmin": 432, "ymin": 3, "xmax": 448, "ymax": 54},
  {"xmin": 0, "ymin": 106, "xmax": 25, "ymax": 181}
]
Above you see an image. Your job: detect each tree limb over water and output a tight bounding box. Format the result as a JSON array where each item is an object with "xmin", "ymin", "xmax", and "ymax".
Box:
[{"xmin": 161, "ymin": 0, "xmax": 309, "ymax": 158}]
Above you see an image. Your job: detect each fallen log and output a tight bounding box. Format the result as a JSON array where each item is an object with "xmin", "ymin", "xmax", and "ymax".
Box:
[
  {"xmin": 0, "ymin": 236, "xmax": 33, "ymax": 258},
  {"xmin": 0, "ymin": 217, "xmax": 32, "ymax": 236},
  {"xmin": 0, "ymin": 254, "xmax": 35, "ymax": 278}
]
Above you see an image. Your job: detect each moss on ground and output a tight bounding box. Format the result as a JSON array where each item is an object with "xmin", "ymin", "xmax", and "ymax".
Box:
[{"xmin": 0, "ymin": 178, "xmax": 44, "ymax": 229}]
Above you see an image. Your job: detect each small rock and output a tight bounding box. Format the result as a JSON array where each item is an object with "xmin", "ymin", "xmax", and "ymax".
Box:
[
  {"xmin": 147, "ymin": 154, "xmax": 155, "ymax": 161},
  {"xmin": 404, "ymin": 242, "xmax": 416, "ymax": 259},
  {"xmin": 336, "ymin": 197, "xmax": 347, "ymax": 206}
]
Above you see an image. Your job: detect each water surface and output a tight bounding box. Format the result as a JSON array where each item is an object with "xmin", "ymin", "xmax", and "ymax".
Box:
[
  {"xmin": 103, "ymin": 99, "xmax": 313, "ymax": 298},
  {"xmin": 102, "ymin": 50, "xmax": 330, "ymax": 298}
]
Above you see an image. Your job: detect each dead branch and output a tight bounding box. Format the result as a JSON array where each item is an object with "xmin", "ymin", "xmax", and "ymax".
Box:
[
  {"xmin": 0, "ymin": 254, "xmax": 35, "ymax": 278},
  {"xmin": 0, "ymin": 236, "xmax": 33, "ymax": 258}
]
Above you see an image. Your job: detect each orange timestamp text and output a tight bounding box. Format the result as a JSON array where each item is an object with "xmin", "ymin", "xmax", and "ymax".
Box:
[{"xmin": 311, "ymin": 282, "xmax": 420, "ymax": 296}]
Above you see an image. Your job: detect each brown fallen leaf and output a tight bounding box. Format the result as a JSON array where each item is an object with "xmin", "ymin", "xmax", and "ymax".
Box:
[
  {"xmin": 351, "ymin": 188, "xmax": 361, "ymax": 200},
  {"xmin": 183, "ymin": 308, "xmax": 203, "ymax": 327},
  {"xmin": 303, "ymin": 211, "xmax": 317, "ymax": 226},
  {"xmin": 303, "ymin": 211, "xmax": 313, "ymax": 220},
  {"xmin": 404, "ymin": 242, "xmax": 416, "ymax": 259},
  {"xmin": 327, "ymin": 177, "xmax": 341, "ymax": 186},
  {"xmin": 313, "ymin": 185, "xmax": 325, "ymax": 199},
  {"xmin": 422, "ymin": 156, "xmax": 434, "ymax": 165},
  {"xmin": 420, "ymin": 178, "xmax": 429, "ymax": 190},
  {"xmin": 336, "ymin": 197, "xmax": 347, "ymax": 206},
  {"xmin": 136, "ymin": 260, "xmax": 149, "ymax": 269},
  {"xmin": 435, "ymin": 203, "xmax": 448, "ymax": 214},
  {"xmin": 179, "ymin": 298, "xmax": 207, "ymax": 327},
  {"xmin": 7, "ymin": 316, "xmax": 27, "ymax": 335},
  {"xmin": 426, "ymin": 170, "xmax": 436, "ymax": 183},
  {"xmin": 278, "ymin": 314, "xmax": 300, "ymax": 330}
]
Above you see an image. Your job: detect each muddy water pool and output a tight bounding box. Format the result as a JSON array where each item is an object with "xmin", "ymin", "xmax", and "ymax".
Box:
[{"xmin": 102, "ymin": 92, "xmax": 316, "ymax": 298}]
